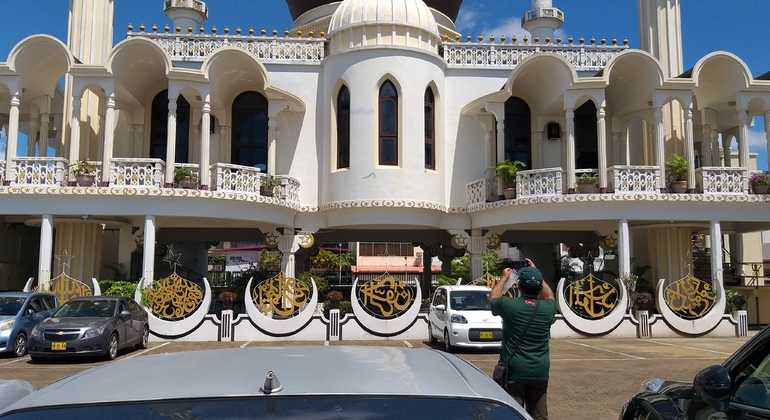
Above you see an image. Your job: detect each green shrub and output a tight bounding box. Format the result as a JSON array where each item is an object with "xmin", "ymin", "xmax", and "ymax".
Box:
[{"xmin": 102, "ymin": 280, "xmax": 137, "ymax": 298}]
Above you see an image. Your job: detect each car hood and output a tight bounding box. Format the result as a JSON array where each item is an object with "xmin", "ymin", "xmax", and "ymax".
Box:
[
  {"xmin": 453, "ymin": 310, "xmax": 501, "ymax": 324},
  {"xmin": 39, "ymin": 317, "xmax": 110, "ymax": 329},
  {"xmin": 0, "ymin": 315, "xmax": 16, "ymax": 323}
]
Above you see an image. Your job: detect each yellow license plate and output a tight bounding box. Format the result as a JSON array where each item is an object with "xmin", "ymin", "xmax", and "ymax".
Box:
[
  {"xmin": 51, "ymin": 342, "xmax": 66, "ymax": 351},
  {"xmin": 479, "ymin": 331, "xmax": 493, "ymax": 339}
]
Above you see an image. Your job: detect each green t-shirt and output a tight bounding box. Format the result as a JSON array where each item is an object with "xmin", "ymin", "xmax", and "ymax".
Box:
[{"xmin": 490, "ymin": 296, "xmax": 557, "ymax": 381}]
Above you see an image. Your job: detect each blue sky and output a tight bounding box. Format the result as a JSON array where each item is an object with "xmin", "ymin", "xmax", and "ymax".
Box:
[{"xmin": 1, "ymin": 0, "xmax": 768, "ymax": 169}]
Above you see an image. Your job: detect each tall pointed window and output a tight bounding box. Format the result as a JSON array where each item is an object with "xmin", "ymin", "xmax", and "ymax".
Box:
[
  {"xmin": 378, "ymin": 81, "xmax": 398, "ymax": 166},
  {"xmin": 424, "ymin": 88, "xmax": 435, "ymax": 170},
  {"xmin": 150, "ymin": 90, "xmax": 190, "ymax": 162},
  {"xmin": 232, "ymin": 92, "xmax": 269, "ymax": 171},
  {"xmin": 574, "ymin": 100, "xmax": 598, "ymax": 169},
  {"xmin": 337, "ymin": 86, "xmax": 350, "ymax": 169},
  {"xmin": 504, "ymin": 97, "xmax": 531, "ymax": 168}
]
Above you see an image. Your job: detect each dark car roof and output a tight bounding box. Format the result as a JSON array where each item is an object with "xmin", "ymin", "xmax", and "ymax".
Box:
[
  {"xmin": 724, "ymin": 325, "xmax": 770, "ymax": 371},
  {"xmin": 0, "ymin": 291, "xmax": 53, "ymax": 299},
  {"xmin": 2, "ymin": 346, "xmax": 519, "ymax": 411}
]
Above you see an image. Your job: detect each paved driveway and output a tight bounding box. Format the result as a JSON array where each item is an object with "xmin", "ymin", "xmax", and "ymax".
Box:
[{"xmin": 0, "ymin": 335, "xmax": 754, "ymax": 419}]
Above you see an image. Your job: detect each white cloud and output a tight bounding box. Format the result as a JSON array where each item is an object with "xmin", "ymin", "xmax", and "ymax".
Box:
[
  {"xmin": 748, "ymin": 126, "xmax": 767, "ymax": 148},
  {"xmin": 455, "ymin": 9, "xmax": 479, "ymax": 34},
  {"xmin": 479, "ymin": 17, "xmax": 529, "ymax": 40}
]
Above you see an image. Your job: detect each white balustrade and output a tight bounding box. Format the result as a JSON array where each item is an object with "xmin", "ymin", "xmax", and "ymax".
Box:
[
  {"xmin": 697, "ymin": 167, "xmax": 748, "ymax": 194},
  {"xmin": 212, "ymin": 163, "xmax": 262, "ymax": 193},
  {"xmin": 442, "ymin": 42, "xmax": 627, "ymax": 71},
  {"xmin": 466, "ymin": 178, "xmax": 497, "ymax": 205},
  {"xmin": 608, "ymin": 165, "xmax": 659, "ymax": 192},
  {"xmin": 110, "ymin": 158, "xmax": 165, "ymax": 187},
  {"xmin": 12, "ymin": 157, "xmax": 69, "ymax": 186},
  {"xmin": 518, "ymin": 168, "xmax": 563, "ymax": 197},
  {"xmin": 0, "ymin": 160, "xmax": 4, "ymax": 183},
  {"xmin": 275, "ymin": 175, "xmax": 300, "ymax": 206}
]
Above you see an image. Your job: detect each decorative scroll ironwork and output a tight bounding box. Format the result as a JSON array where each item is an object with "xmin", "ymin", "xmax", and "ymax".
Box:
[
  {"xmin": 664, "ymin": 275, "xmax": 715, "ymax": 319},
  {"xmin": 143, "ymin": 273, "xmax": 204, "ymax": 321},
  {"xmin": 36, "ymin": 273, "xmax": 92, "ymax": 306},
  {"xmin": 356, "ymin": 275, "xmax": 414, "ymax": 319},
  {"xmin": 252, "ymin": 273, "xmax": 311, "ymax": 317},
  {"xmin": 563, "ymin": 274, "xmax": 618, "ymax": 319}
]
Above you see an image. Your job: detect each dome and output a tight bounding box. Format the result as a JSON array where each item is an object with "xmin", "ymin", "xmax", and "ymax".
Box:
[{"xmin": 286, "ymin": 0, "xmax": 461, "ymax": 22}]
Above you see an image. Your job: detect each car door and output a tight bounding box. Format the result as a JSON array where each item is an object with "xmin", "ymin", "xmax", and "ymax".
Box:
[
  {"xmin": 115, "ymin": 299, "xmax": 132, "ymax": 347},
  {"xmin": 724, "ymin": 341, "xmax": 770, "ymax": 418},
  {"xmin": 429, "ymin": 288, "xmax": 448, "ymax": 337}
]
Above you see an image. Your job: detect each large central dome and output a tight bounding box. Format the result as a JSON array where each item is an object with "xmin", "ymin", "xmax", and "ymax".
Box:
[{"xmin": 286, "ymin": 0, "xmax": 462, "ymax": 22}]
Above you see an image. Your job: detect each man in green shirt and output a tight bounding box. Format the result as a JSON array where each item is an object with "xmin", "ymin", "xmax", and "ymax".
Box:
[{"xmin": 489, "ymin": 259, "xmax": 557, "ymax": 420}]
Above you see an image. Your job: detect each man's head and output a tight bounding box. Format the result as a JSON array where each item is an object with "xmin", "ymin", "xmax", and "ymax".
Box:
[{"xmin": 517, "ymin": 267, "xmax": 543, "ymax": 296}]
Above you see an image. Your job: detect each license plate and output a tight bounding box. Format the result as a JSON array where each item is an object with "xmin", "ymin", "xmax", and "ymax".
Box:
[
  {"xmin": 479, "ymin": 331, "xmax": 493, "ymax": 339},
  {"xmin": 51, "ymin": 342, "xmax": 66, "ymax": 351}
]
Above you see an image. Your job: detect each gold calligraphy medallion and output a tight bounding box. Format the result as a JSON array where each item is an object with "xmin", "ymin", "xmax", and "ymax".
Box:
[
  {"xmin": 143, "ymin": 273, "xmax": 204, "ymax": 321},
  {"xmin": 564, "ymin": 274, "xmax": 618, "ymax": 319},
  {"xmin": 252, "ymin": 273, "xmax": 311, "ymax": 317},
  {"xmin": 36, "ymin": 273, "xmax": 92, "ymax": 306},
  {"xmin": 356, "ymin": 275, "xmax": 413, "ymax": 319},
  {"xmin": 468, "ymin": 273, "xmax": 514, "ymax": 297},
  {"xmin": 664, "ymin": 275, "xmax": 715, "ymax": 319}
]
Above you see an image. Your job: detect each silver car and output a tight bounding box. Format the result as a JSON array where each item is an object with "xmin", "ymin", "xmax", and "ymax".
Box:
[
  {"xmin": 0, "ymin": 346, "xmax": 533, "ymax": 419},
  {"xmin": 0, "ymin": 292, "xmax": 57, "ymax": 357},
  {"xmin": 28, "ymin": 296, "xmax": 149, "ymax": 362}
]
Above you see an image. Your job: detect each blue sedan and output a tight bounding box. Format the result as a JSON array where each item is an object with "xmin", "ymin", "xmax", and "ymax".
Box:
[{"xmin": 0, "ymin": 292, "xmax": 58, "ymax": 357}]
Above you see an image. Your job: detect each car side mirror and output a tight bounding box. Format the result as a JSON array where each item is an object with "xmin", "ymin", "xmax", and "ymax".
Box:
[
  {"xmin": 693, "ymin": 365, "xmax": 732, "ymax": 412},
  {"xmin": 435, "ymin": 304, "xmax": 446, "ymax": 311},
  {"xmin": 26, "ymin": 308, "xmax": 35, "ymax": 317},
  {"xmin": 121, "ymin": 310, "xmax": 132, "ymax": 317}
]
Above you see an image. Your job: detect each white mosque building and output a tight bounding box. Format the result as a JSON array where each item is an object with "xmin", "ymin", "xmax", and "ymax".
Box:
[{"xmin": 1, "ymin": 0, "xmax": 769, "ymax": 330}]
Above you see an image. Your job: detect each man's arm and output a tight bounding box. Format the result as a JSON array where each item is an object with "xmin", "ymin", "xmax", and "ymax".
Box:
[
  {"xmin": 489, "ymin": 267, "xmax": 511, "ymax": 303},
  {"xmin": 539, "ymin": 280, "xmax": 555, "ymax": 301}
]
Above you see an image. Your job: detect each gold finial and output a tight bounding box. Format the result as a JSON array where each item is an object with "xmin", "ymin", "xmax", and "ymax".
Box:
[
  {"xmin": 127, "ymin": 23, "xmax": 133, "ymax": 32},
  {"xmin": 523, "ymin": 36, "xmax": 528, "ymax": 43},
  {"xmin": 250, "ymin": 28, "xmax": 255, "ymax": 36},
  {"xmin": 284, "ymin": 30, "xmax": 289, "ymax": 37},
  {"xmin": 140, "ymin": 24, "xmax": 146, "ymax": 32},
  {"xmin": 477, "ymin": 35, "xmax": 483, "ymax": 42},
  {"xmin": 443, "ymin": 34, "xmax": 448, "ymax": 41},
  {"xmin": 200, "ymin": 27, "xmax": 205, "ymax": 34},
  {"xmin": 579, "ymin": 37, "xmax": 584, "ymax": 44},
  {"xmin": 466, "ymin": 35, "xmax": 471, "ymax": 42},
  {"xmin": 601, "ymin": 37, "xmax": 606, "ymax": 45},
  {"xmin": 512, "ymin": 35, "xmax": 517, "ymax": 44},
  {"xmin": 164, "ymin": 25, "xmax": 169, "ymax": 33},
  {"xmin": 151, "ymin": 24, "xmax": 156, "ymax": 33},
  {"xmin": 623, "ymin": 38, "xmax": 628, "ymax": 46},
  {"xmin": 175, "ymin": 26, "xmax": 181, "ymax": 34},
  {"xmin": 501, "ymin": 35, "xmax": 506, "ymax": 43},
  {"xmin": 296, "ymin": 30, "xmax": 302, "ymax": 37},
  {"xmin": 211, "ymin": 26, "xmax": 217, "ymax": 34},
  {"xmin": 224, "ymin": 26, "xmax": 229, "ymax": 35},
  {"xmin": 236, "ymin": 27, "xmax": 241, "ymax": 35},
  {"xmin": 557, "ymin": 37, "xmax": 561, "ymax": 44},
  {"xmin": 188, "ymin": 26, "xmax": 193, "ymax": 34},
  {"xmin": 568, "ymin": 36, "xmax": 573, "ymax": 44},
  {"xmin": 611, "ymin": 38, "xmax": 617, "ymax": 45},
  {"xmin": 308, "ymin": 31, "xmax": 314, "ymax": 37},
  {"xmin": 590, "ymin": 37, "xmax": 596, "ymax": 45},
  {"xmin": 320, "ymin": 31, "xmax": 326, "ymax": 37},
  {"xmin": 545, "ymin": 37, "xmax": 551, "ymax": 44},
  {"xmin": 534, "ymin": 36, "xmax": 539, "ymax": 43},
  {"xmin": 454, "ymin": 35, "xmax": 460, "ymax": 42},
  {"xmin": 489, "ymin": 35, "xmax": 495, "ymax": 42}
]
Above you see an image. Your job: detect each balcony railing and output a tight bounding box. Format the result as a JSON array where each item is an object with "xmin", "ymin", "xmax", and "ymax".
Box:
[
  {"xmin": 696, "ymin": 167, "xmax": 748, "ymax": 194},
  {"xmin": 466, "ymin": 177, "xmax": 497, "ymax": 206},
  {"xmin": 608, "ymin": 165, "xmax": 659, "ymax": 192},
  {"xmin": 11, "ymin": 157, "xmax": 69, "ymax": 186},
  {"xmin": 517, "ymin": 168, "xmax": 563, "ymax": 197},
  {"xmin": 111, "ymin": 158, "xmax": 165, "ymax": 187}
]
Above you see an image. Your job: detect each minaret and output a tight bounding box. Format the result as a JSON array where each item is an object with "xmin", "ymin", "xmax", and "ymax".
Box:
[
  {"xmin": 638, "ymin": 0, "xmax": 683, "ymax": 78},
  {"xmin": 521, "ymin": 0, "xmax": 564, "ymax": 41},
  {"xmin": 67, "ymin": 0, "xmax": 114, "ymax": 65},
  {"xmin": 164, "ymin": 0, "xmax": 209, "ymax": 32}
]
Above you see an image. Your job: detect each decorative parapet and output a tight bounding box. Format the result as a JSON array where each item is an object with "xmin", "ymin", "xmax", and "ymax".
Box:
[
  {"xmin": 442, "ymin": 40, "xmax": 627, "ymax": 71},
  {"xmin": 609, "ymin": 165, "xmax": 659, "ymax": 192},
  {"xmin": 697, "ymin": 166, "xmax": 748, "ymax": 194},
  {"xmin": 466, "ymin": 177, "xmax": 496, "ymax": 205},
  {"xmin": 517, "ymin": 167, "xmax": 563, "ymax": 197},
  {"xmin": 11, "ymin": 157, "xmax": 69, "ymax": 186},
  {"xmin": 127, "ymin": 29, "xmax": 326, "ymax": 63},
  {"xmin": 111, "ymin": 158, "xmax": 165, "ymax": 187}
]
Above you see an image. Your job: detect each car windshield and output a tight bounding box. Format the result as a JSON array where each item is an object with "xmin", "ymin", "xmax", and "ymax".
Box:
[
  {"xmin": 54, "ymin": 300, "xmax": 115, "ymax": 318},
  {"xmin": 0, "ymin": 396, "xmax": 525, "ymax": 419},
  {"xmin": 0, "ymin": 297, "xmax": 25, "ymax": 316},
  {"xmin": 450, "ymin": 291, "xmax": 491, "ymax": 310}
]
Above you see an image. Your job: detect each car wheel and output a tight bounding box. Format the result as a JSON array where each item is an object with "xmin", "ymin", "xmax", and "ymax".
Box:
[
  {"xmin": 12, "ymin": 333, "xmax": 27, "ymax": 357},
  {"xmin": 136, "ymin": 325, "xmax": 149, "ymax": 350},
  {"xmin": 428, "ymin": 323, "xmax": 437, "ymax": 345},
  {"xmin": 443, "ymin": 329, "xmax": 453, "ymax": 353},
  {"xmin": 105, "ymin": 333, "xmax": 119, "ymax": 360}
]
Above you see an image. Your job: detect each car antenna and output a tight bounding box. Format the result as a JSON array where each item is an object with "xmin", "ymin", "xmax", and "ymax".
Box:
[{"xmin": 260, "ymin": 371, "xmax": 283, "ymax": 394}]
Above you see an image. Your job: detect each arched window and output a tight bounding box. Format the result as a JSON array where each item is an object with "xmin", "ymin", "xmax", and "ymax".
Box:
[
  {"xmin": 424, "ymin": 88, "xmax": 435, "ymax": 170},
  {"xmin": 337, "ymin": 86, "xmax": 350, "ymax": 169},
  {"xmin": 504, "ymin": 97, "xmax": 531, "ymax": 168},
  {"xmin": 150, "ymin": 90, "xmax": 190, "ymax": 162},
  {"xmin": 378, "ymin": 81, "xmax": 398, "ymax": 166},
  {"xmin": 574, "ymin": 101, "xmax": 598, "ymax": 169},
  {"xmin": 232, "ymin": 91, "xmax": 268, "ymax": 171}
]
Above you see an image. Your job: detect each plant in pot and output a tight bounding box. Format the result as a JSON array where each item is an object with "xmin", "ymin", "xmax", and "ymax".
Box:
[
  {"xmin": 748, "ymin": 172, "xmax": 769, "ymax": 194},
  {"xmin": 173, "ymin": 167, "xmax": 198, "ymax": 189},
  {"xmin": 260, "ymin": 174, "xmax": 281, "ymax": 197},
  {"xmin": 489, "ymin": 159, "xmax": 526, "ymax": 200},
  {"xmin": 71, "ymin": 158, "xmax": 98, "ymax": 186},
  {"xmin": 219, "ymin": 291, "xmax": 238, "ymax": 310},
  {"xmin": 665, "ymin": 153, "xmax": 688, "ymax": 193},
  {"xmin": 575, "ymin": 173, "xmax": 598, "ymax": 194}
]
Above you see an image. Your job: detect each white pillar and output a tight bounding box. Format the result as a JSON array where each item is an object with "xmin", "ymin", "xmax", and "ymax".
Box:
[
  {"xmin": 723, "ymin": 135, "xmax": 732, "ymax": 167},
  {"xmin": 470, "ymin": 229, "xmax": 484, "ymax": 280},
  {"xmin": 654, "ymin": 106, "xmax": 666, "ymax": 191},
  {"xmin": 565, "ymin": 108, "xmax": 576, "ymax": 193},
  {"xmin": 164, "ymin": 97, "xmax": 178, "ymax": 187},
  {"xmin": 100, "ymin": 94, "xmax": 116, "ymax": 186},
  {"xmin": 68, "ymin": 96, "xmax": 82, "ymax": 185},
  {"xmin": 765, "ymin": 112, "xmax": 770, "ymax": 172},
  {"xmin": 142, "ymin": 215, "xmax": 156, "ymax": 283},
  {"xmin": 618, "ymin": 219, "xmax": 630, "ymax": 276},
  {"xmin": 219, "ymin": 125, "xmax": 229, "ymax": 162},
  {"xmin": 39, "ymin": 113, "xmax": 50, "ymax": 157},
  {"xmin": 597, "ymin": 106, "xmax": 608, "ymax": 192},
  {"xmin": 496, "ymin": 121, "xmax": 505, "ymax": 197},
  {"xmin": 27, "ymin": 119, "xmax": 38, "ymax": 156},
  {"xmin": 278, "ymin": 233, "xmax": 299, "ymax": 279},
  {"xmin": 737, "ymin": 109, "xmax": 749, "ymax": 168},
  {"xmin": 710, "ymin": 221, "xmax": 723, "ymax": 284},
  {"xmin": 267, "ymin": 116, "xmax": 277, "ymax": 175},
  {"xmin": 683, "ymin": 105, "xmax": 695, "ymax": 192},
  {"xmin": 38, "ymin": 214, "xmax": 54, "ymax": 285},
  {"xmin": 200, "ymin": 100, "xmax": 211, "ymax": 189},
  {"xmin": 611, "ymin": 130, "xmax": 622, "ymax": 166},
  {"xmin": 701, "ymin": 124, "xmax": 711, "ymax": 167},
  {"xmin": 711, "ymin": 128, "xmax": 720, "ymax": 166},
  {"xmin": 4, "ymin": 93, "xmax": 21, "ymax": 184}
]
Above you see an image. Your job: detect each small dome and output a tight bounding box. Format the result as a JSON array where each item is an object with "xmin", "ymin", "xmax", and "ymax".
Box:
[{"xmin": 328, "ymin": 0, "xmax": 440, "ymax": 54}]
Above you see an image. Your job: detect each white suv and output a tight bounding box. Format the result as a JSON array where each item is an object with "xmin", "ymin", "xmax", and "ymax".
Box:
[{"xmin": 428, "ymin": 285, "xmax": 502, "ymax": 352}]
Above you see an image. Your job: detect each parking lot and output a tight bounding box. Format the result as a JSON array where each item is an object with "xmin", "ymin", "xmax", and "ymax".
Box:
[{"xmin": 0, "ymin": 334, "xmax": 755, "ymax": 419}]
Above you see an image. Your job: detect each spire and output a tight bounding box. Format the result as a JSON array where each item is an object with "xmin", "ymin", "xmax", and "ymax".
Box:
[
  {"xmin": 164, "ymin": 0, "xmax": 209, "ymax": 32},
  {"xmin": 521, "ymin": 0, "xmax": 564, "ymax": 41},
  {"xmin": 637, "ymin": 0, "xmax": 683, "ymax": 78},
  {"xmin": 68, "ymin": 0, "xmax": 114, "ymax": 65}
]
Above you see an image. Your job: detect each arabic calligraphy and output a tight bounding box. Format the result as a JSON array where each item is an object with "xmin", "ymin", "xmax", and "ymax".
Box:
[
  {"xmin": 143, "ymin": 273, "xmax": 203, "ymax": 320},
  {"xmin": 252, "ymin": 273, "xmax": 310, "ymax": 317},
  {"xmin": 357, "ymin": 275, "xmax": 413, "ymax": 318},
  {"xmin": 36, "ymin": 273, "xmax": 92, "ymax": 306},
  {"xmin": 664, "ymin": 275, "xmax": 715, "ymax": 319},
  {"xmin": 469, "ymin": 273, "xmax": 514, "ymax": 297},
  {"xmin": 565, "ymin": 275, "xmax": 618, "ymax": 319}
]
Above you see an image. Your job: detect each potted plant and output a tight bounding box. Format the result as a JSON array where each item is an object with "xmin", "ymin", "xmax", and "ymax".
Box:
[
  {"xmin": 748, "ymin": 172, "xmax": 769, "ymax": 194},
  {"xmin": 575, "ymin": 173, "xmax": 598, "ymax": 194},
  {"xmin": 71, "ymin": 158, "xmax": 98, "ymax": 186},
  {"xmin": 219, "ymin": 291, "xmax": 238, "ymax": 310},
  {"xmin": 665, "ymin": 153, "xmax": 688, "ymax": 193},
  {"xmin": 489, "ymin": 159, "xmax": 526, "ymax": 199},
  {"xmin": 260, "ymin": 174, "xmax": 281, "ymax": 197},
  {"xmin": 173, "ymin": 167, "xmax": 198, "ymax": 189}
]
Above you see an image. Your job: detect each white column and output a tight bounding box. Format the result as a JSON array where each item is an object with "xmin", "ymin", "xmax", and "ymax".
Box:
[
  {"xmin": 723, "ymin": 135, "xmax": 732, "ymax": 167},
  {"xmin": 597, "ymin": 106, "xmax": 608, "ymax": 192},
  {"xmin": 200, "ymin": 100, "xmax": 211, "ymax": 189},
  {"xmin": 219, "ymin": 125, "xmax": 229, "ymax": 162},
  {"xmin": 737, "ymin": 109, "xmax": 749, "ymax": 168},
  {"xmin": 469, "ymin": 229, "xmax": 484, "ymax": 280},
  {"xmin": 683, "ymin": 105, "xmax": 695, "ymax": 192},
  {"xmin": 267, "ymin": 116, "xmax": 277, "ymax": 175},
  {"xmin": 495, "ymin": 121, "xmax": 505, "ymax": 197},
  {"xmin": 611, "ymin": 130, "xmax": 622, "ymax": 166},
  {"xmin": 4, "ymin": 93, "xmax": 21, "ymax": 184},
  {"xmin": 278, "ymin": 233, "xmax": 299, "ymax": 279},
  {"xmin": 68, "ymin": 96, "xmax": 82, "ymax": 185},
  {"xmin": 142, "ymin": 215, "xmax": 156, "ymax": 283},
  {"xmin": 618, "ymin": 218, "xmax": 630, "ymax": 276},
  {"xmin": 100, "ymin": 94, "xmax": 116, "ymax": 186},
  {"xmin": 711, "ymin": 128, "xmax": 720, "ymax": 166},
  {"xmin": 38, "ymin": 214, "xmax": 54, "ymax": 286},
  {"xmin": 701, "ymin": 124, "xmax": 712, "ymax": 167},
  {"xmin": 164, "ymin": 97, "xmax": 178, "ymax": 187},
  {"xmin": 134, "ymin": 124, "xmax": 145, "ymax": 158},
  {"xmin": 654, "ymin": 106, "xmax": 666, "ymax": 191},
  {"xmin": 565, "ymin": 108, "xmax": 576, "ymax": 192},
  {"xmin": 710, "ymin": 221, "xmax": 723, "ymax": 284},
  {"xmin": 765, "ymin": 112, "xmax": 770, "ymax": 172},
  {"xmin": 39, "ymin": 113, "xmax": 50, "ymax": 157},
  {"xmin": 27, "ymin": 119, "xmax": 38, "ymax": 156}
]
